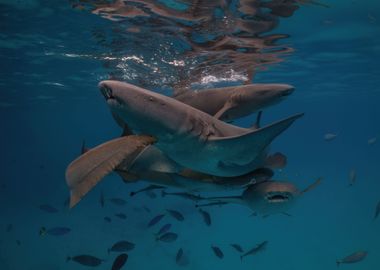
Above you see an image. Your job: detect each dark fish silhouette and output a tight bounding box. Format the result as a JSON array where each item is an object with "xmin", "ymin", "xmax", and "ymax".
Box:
[
  {"xmin": 108, "ymin": 240, "xmax": 135, "ymax": 253},
  {"xmin": 211, "ymin": 246, "xmax": 224, "ymax": 259},
  {"xmin": 161, "ymin": 190, "xmax": 203, "ymax": 201},
  {"xmin": 39, "ymin": 204, "xmax": 59, "ymax": 213},
  {"xmin": 67, "ymin": 254, "xmax": 103, "ymax": 267},
  {"xmin": 195, "ymin": 201, "xmax": 228, "ymax": 208},
  {"xmin": 100, "ymin": 190, "xmax": 105, "ymax": 207},
  {"xmin": 374, "ymin": 200, "xmax": 380, "ymax": 221},
  {"xmin": 109, "ymin": 198, "xmax": 127, "ymax": 206},
  {"xmin": 336, "ymin": 251, "xmax": 368, "ymax": 266},
  {"xmin": 40, "ymin": 226, "xmax": 71, "ymax": 236},
  {"xmin": 104, "ymin": 217, "xmax": 112, "ymax": 223},
  {"xmin": 199, "ymin": 208, "xmax": 211, "ymax": 226},
  {"xmin": 240, "ymin": 241, "xmax": 268, "ymax": 261},
  {"xmin": 155, "ymin": 223, "xmax": 172, "ymax": 236},
  {"xmin": 130, "ymin": 184, "xmax": 165, "ymax": 196},
  {"xmin": 148, "ymin": 214, "xmax": 165, "ymax": 227},
  {"xmin": 111, "ymin": 253, "xmax": 128, "ymax": 270},
  {"xmin": 230, "ymin": 244, "xmax": 244, "ymax": 253},
  {"xmin": 166, "ymin": 209, "xmax": 184, "ymax": 221},
  {"xmin": 157, "ymin": 232, "xmax": 178, "ymax": 243},
  {"xmin": 176, "ymin": 248, "xmax": 184, "ymax": 264},
  {"xmin": 115, "ymin": 213, "xmax": 127, "ymax": 219}
]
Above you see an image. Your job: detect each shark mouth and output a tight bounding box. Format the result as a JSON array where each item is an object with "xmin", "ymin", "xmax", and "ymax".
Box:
[
  {"xmin": 265, "ymin": 192, "xmax": 293, "ymax": 203},
  {"xmin": 100, "ymin": 84, "xmax": 114, "ymax": 100}
]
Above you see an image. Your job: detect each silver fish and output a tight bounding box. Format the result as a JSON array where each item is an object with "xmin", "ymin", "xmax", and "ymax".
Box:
[
  {"xmin": 108, "ymin": 240, "xmax": 135, "ymax": 253},
  {"xmin": 166, "ymin": 209, "xmax": 184, "ymax": 221},
  {"xmin": 336, "ymin": 251, "xmax": 368, "ymax": 266},
  {"xmin": 240, "ymin": 241, "xmax": 268, "ymax": 261},
  {"xmin": 199, "ymin": 208, "xmax": 211, "ymax": 226},
  {"xmin": 67, "ymin": 255, "xmax": 103, "ymax": 267},
  {"xmin": 157, "ymin": 232, "xmax": 178, "ymax": 243}
]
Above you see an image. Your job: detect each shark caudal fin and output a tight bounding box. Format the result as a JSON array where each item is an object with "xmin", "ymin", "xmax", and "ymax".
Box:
[{"xmin": 65, "ymin": 135, "xmax": 155, "ymax": 208}]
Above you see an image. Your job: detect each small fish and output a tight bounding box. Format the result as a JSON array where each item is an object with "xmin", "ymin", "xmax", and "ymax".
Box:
[
  {"xmin": 166, "ymin": 209, "xmax": 184, "ymax": 221},
  {"xmin": 157, "ymin": 232, "xmax": 178, "ymax": 243},
  {"xmin": 348, "ymin": 169, "xmax": 356, "ymax": 186},
  {"xmin": 155, "ymin": 223, "xmax": 172, "ymax": 236},
  {"xmin": 115, "ymin": 213, "xmax": 127, "ymax": 219},
  {"xmin": 195, "ymin": 201, "xmax": 228, "ymax": 208},
  {"xmin": 39, "ymin": 204, "xmax": 59, "ymax": 213},
  {"xmin": 67, "ymin": 255, "xmax": 103, "ymax": 267},
  {"xmin": 368, "ymin": 137, "xmax": 377, "ymax": 145},
  {"xmin": 130, "ymin": 185, "xmax": 165, "ymax": 196},
  {"xmin": 145, "ymin": 190, "xmax": 157, "ymax": 198},
  {"xmin": 161, "ymin": 190, "xmax": 203, "ymax": 201},
  {"xmin": 40, "ymin": 226, "xmax": 71, "ymax": 236},
  {"xmin": 176, "ymin": 248, "xmax": 184, "ymax": 265},
  {"xmin": 324, "ymin": 133, "xmax": 337, "ymax": 141},
  {"xmin": 211, "ymin": 246, "xmax": 224, "ymax": 259},
  {"xmin": 373, "ymin": 200, "xmax": 380, "ymax": 221},
  {"xmin": 240, "ymin": 241, "xmax": 268, "ymax": 261},
  {"xmin": 336, "ymin": 251, "xmax": 368, "ymax": 266},
  {"xmin": 100, "ymin": 190, "xmax": 105, "ymax": 207},
  {"xmin": 199, "ymin": 208, "xmax": 211, "ymax": 226},
  {"xmin": 230, "ymin": 244, "xmax": 244, "ymax": 253},
  {"xmin": 108, "ymin": 240, "xmax": 135, "ymax": 253},
  {"xmin": 109, "ymin": 198, "xmax": 127, "ymax": 206},
  {"xmin": 111, "ymin": 253, "xmax": 128, "ymax": 270},
  {"xmin": 104, "ymin": 217, "xmax": 112, "ymax": 223},
  {"xmin": 148, "ymin": 214, "xmax": 165, "ymax": 227}
]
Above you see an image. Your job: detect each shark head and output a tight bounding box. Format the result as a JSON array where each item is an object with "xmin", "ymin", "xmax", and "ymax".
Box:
[
  {"xmin": 242, "ymin": 180, "xmax": 299, "ymax": 215},
  {"xmin": 99, "ymin": 80, "xmax": 188, "ymax": 139},
  {"xmin": 219, "ymin": 83, "xmax": 294, "ymax": 121},
  {"xmin": 237, "ymin": 83, "xmax": 294, "ymax": 107}
]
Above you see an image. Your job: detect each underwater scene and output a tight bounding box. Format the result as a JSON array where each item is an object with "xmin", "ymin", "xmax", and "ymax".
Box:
[{"xmin": 1, "ymin": 0, "xmax": 380, "ymax": 269}]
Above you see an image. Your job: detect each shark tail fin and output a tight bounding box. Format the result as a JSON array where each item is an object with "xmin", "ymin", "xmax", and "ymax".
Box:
[{"xmin": 66, "ymin": 135, "xmax": 156, "ymax": 208}]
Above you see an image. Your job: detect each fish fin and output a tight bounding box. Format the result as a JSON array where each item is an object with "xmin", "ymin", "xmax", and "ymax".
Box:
[
  {"xmin": 301, "ymin": 177, "xmax": 322, "ymax": 195},
  {"xmin": 121, "ymin": 123, "xmax": 134, "ymax": 136},
  {"xmin": 250, "ymin": 111, "xmax": 262, "ymax": 130},
  {"xmin": 65, "ymin": 135, "xmax": 156, "ymax": 208},
  {"xmin": 265, "ymin": 152, "xmax": 287, "ymax": 169},
  {"xmin": 81, "ymin": 140, "xmax": 89, "ymax": 154},
  {"xmin": 211, "ymin": 113, "xmax": 303, "ymax": 167},
  {"xmin": 214, "ymin": 99, "xmax": 236, "ymax": 120}
]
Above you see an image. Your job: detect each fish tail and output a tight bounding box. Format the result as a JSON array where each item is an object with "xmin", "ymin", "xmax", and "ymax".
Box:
[
  {"xmin": 336, "ymin": 260, "xmax": 340, "ymax": 267},
  {"xmin": 240, "ymin": 255, "xmax": 243, "ymax": 262},
  {"xmin": 66, "ymin": 256, "xmax": 71, "ymax": 262},
  {"xmin": 130, "ymin": 192, "xmax": 135, "ymax": 197}
]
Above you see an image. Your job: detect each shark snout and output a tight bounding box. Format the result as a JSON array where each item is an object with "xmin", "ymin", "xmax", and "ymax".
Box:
[
  {"xmin": 281, "ymin": 87, "xmax": 294, "ymax": 97},
  {"xmin": 99, "ymin": 82, "xmax": 114, "ymax": 101}
]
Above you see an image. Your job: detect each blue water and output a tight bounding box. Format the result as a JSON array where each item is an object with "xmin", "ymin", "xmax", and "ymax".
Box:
[{"xmin": 1, "ymin": 0, "xmax": 379, "ymax": 269}]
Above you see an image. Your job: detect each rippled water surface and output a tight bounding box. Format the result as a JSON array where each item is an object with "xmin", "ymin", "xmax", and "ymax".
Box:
[{"xmin": 1, "ymin": 0, "xmax": 380, "ymax": 269}]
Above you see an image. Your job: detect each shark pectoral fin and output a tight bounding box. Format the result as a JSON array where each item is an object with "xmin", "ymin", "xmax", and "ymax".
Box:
[
  {"xmin": 65, "ymin": 135, "xmax": 156, "ymax": 208},
  {"xmin": 214, "ymin": 97, "xmax": 238, "ymax": 120},
  {"xmin": 300, "ymin": 177, "xmax": 322, "ymax": 195}
]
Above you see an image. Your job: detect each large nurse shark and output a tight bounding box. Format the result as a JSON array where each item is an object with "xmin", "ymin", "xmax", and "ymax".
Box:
[
  {"xmin": 99, "ymin": 80, "xmax": 303, "ymax": 177},
  {"xmin": 173, "ymin": 83, "xmax": 294, "ymax": 122}
]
